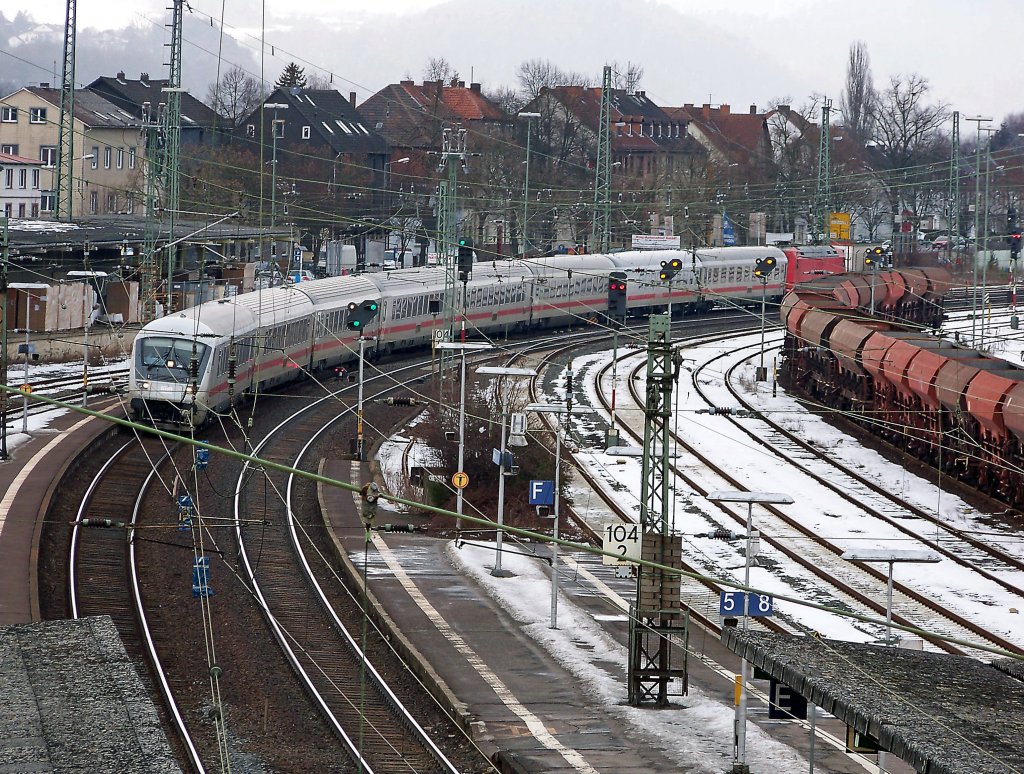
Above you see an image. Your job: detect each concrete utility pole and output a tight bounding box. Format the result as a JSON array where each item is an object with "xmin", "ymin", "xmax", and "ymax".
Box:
[
  {"xmin": 965, "ymin": 115, "xmax": 992, "ymax": 345},
  {"xmin": 946, "ymin": 111, "xmax": 960, "ymax": 258},
  {"xmin": 628, "ymin": 314, "xmax": 687, "ymax": 706}
]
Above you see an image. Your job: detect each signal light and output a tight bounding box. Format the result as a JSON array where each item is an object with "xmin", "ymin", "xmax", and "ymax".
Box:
[
  {"xmin": 457, "ymin": 237, "xmax": 474, "ymax": 279},
  {"xmin": 753, "ymin": 256, "xmax": 778, "ymax": 278},
  {"xmin": 659, "ymin": 257, "xmax": 683, "ymax": 282},
  {"xmin": 608, "ymin": 272, "xmax": 628, "ymax": 317},
  {"xmin": 346, "ymin": 299, "xmax": 381, "ymax": 331}
]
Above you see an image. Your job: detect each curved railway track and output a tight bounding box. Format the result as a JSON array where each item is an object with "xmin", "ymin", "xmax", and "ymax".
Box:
[
  {"xmin": 521, "ymin": 327, "xmax": 793, "ymax": 640},
  {"xmin": 232, "ymin": 354, "xmax": 464, "ymax": 773},
  {"xmin": 67, "ymin": 434, "xmax": 205, "ymax": 772},
  {"xmin": 598, "ymin": 330, "xmax": 1023, "ymax": 658}
]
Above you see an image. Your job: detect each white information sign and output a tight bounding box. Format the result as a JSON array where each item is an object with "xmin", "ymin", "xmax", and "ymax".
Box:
[
  {"xmin": 602, "ymin": 523, "xmax": 641, "ymax": 565},
  {"xmin": 631, "ymin": 234, "xmax": 681, "ymax": 250}
]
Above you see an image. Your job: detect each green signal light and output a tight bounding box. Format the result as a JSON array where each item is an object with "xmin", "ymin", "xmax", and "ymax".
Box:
[{"xmin": 352, "ymin": 319, "xmax": 361, "ymax": 327}]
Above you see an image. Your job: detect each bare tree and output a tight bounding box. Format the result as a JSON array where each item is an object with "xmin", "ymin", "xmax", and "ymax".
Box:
[
  {"xmin": 869, "ymin": 74, "xmax": 949, "ymax": 229},
  {"xmin": 839, "ymin": 41, "xmax": 876, "ymax": 143},
  {"xmin": 516, "ymin": 59, "xmax": 563, "ymax": 102},
  {"xmin": 609, "ymin": 60, "xmax": 643, "ymax": 92},
  {"xmin": 206, "ymin": 65, "xmax": 264, "ymax": 127},
  {"xmin": 305, "ymin": 72, "xmax": 333, "ymax": 90},
  {"xmin": 423, "ymin": 57, "xmax": 460, "ymax": 86},
  {"xmin": 485, "ymin": 84, "xmax": 523, "ymax": 116}
]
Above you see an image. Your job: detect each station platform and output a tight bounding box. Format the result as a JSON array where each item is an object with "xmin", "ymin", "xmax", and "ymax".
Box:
[
  {"xmin": 319, "ymin": 457, "xmax": 687, "ymax": 773},
  {"xmin": 0, "ymin": 401, "xmax": 121, "ymax": 625}
]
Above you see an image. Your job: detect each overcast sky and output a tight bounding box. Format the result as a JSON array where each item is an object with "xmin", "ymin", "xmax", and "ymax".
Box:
[{"xmin": 9, "ymin": 0, "xmax": 1018, "ymax": 126}]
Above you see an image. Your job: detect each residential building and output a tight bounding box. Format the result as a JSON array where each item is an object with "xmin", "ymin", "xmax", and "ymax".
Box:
[
  {"xmin": 0, "ymin": 152, "xmax": 46, "ymax": 219},
  {"xmin": 0, "ymin": 85, "xmax": 141, "ymax": 217},
  {"xmin": 358, "ymin": 80, "xmax": 511, "ymax": 153},
  {"xmin": 667, "ymin": 103, "xmax": 773, "ymax": 174},
  {"xmin": 236, "ymin": 88, "xmax": 391, "ymax": 250},
  {"xmin": 87, "ymin": 71, "xmax": 223, "ymax": 146}
]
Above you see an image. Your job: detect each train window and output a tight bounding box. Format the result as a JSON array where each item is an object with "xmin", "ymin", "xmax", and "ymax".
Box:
[{"xmin": 136, "ymin": 337, "xmax": 208, "ymax": 383}]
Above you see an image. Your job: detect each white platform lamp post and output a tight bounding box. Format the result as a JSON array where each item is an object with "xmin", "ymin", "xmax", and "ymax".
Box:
[
  {"xmin": 707, "ymin": 490, "xmax": 794, "ymax": 774},
  {"xmin": 525, "ymin": 402, "xmax": 594, "ymax": 628},
  {"xmin": 437, "ymin": 342, "xmax": 494, "ymax": 532},
  {"xmin": 477, "ymin": 365, "xmax": 536, "ymax": 576}
]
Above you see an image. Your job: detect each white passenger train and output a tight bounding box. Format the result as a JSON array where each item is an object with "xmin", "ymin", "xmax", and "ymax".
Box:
[{"xmin": 127, "ymin": 246, "xmax": 786, "ymax": 428}]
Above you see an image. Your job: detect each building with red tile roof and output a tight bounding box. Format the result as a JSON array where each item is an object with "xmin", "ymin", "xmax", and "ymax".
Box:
[{"xmin": 359, "ymin": 80, "xmax": 511, "ymax": 152}]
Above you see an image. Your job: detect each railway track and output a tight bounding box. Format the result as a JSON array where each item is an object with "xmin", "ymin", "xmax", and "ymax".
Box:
[
  {"xmin": 67, "ymin": 433, "xmax": 205, "ymax": 772},
  {"xmin": 599, "ymin": 329, "xmax": 1024, "ymax": 658},
  {"xmin": 521, "ymin": 326, "xmax": 794, "ymax": 639},
  {"xmin": 233, "ymin": 355, "xmax": 470, "ymax": 773}
]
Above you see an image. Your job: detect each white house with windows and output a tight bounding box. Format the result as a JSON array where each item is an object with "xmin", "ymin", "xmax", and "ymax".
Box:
[
  {"xmin": 0, "ymin": 84, "xmax": 141, "ymax": 217},
  {"xmin": 0, "ymin": 152, "xmax": 46, "ymax": 218}
]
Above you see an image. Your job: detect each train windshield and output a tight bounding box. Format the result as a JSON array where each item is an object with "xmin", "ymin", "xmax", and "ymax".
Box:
[{"xmin": 135, "ymin": 337, "xmax": 209, "ymax": 383}]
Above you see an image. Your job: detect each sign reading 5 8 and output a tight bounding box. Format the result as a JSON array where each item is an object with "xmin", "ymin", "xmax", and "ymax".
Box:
[{"xmin": 719, "ymin": 591, "xmax": 774, "ymax": 617}]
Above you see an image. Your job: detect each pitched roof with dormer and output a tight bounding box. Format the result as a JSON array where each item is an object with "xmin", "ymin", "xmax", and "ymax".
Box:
[
  {"xmin": 19, "ymin": 87, "xmax": 139, "ymax": 129},
  {"xmin": 359, "ymin": 81, "xmax": 510, "ymax": 150},
  {"xmin": 86, "ymin": 72, "xmax": 222, "ymax": 128},
  {"xmin": 241, "ymin": 88, "xmax": 390, "ymax": 157},
  {"xmin": 534, "ymin": 86, "xmax": 703, "ymax": 157}
]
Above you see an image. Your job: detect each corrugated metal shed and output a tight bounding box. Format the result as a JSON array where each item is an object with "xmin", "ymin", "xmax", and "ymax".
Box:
[{"xmin": 723, "ymin": 629, "xmax": 1024, "ymax": 774}]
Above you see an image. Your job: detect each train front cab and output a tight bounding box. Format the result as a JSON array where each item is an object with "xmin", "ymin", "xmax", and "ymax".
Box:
[{"xmin": 129, "ymin": 334, "xmax": 213, "ymax": 427}]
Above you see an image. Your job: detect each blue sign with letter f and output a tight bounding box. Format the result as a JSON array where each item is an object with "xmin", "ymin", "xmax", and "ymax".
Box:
[{"xmin": 529, "ymin": 480, "xmax": 554, "ymax": 506}]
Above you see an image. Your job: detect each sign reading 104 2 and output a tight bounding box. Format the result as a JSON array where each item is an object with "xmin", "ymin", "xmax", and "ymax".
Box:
[
  {"xmin": 719, "ymin": 591, "xmax": 774, "ymax": 617},
  {"xmin": 602, "ymin": 523, "xmax": 641, "ymax": 565}
]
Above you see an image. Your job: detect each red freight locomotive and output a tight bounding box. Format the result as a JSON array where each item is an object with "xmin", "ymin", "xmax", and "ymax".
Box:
[{"xmin": 780, "ymin": 267, "xmax": 1024, "ymax": 506}]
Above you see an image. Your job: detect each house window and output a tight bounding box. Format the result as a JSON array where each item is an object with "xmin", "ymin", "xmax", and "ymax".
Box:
[
  {"xmin": 272, "ymin": 120, "xmax": 284, "ymax": 138},
  {"xmin": 29, "ymin": 107, "xmax": 46, "ymax": 124},
  {"xmin": 0, "ymin": 107, "xmax": 16, "ymax": 122},
  {"xmin": 4, "ymin": 169, "xmax": 11, "ymax": 188},
  {"xmin": 40, "ymin": 191, "xmax": 55, "ymax": 212},
  {"xmin": 103, "ymin": 146, "xmax": 111, "ymax": 169},
  {"xmin": 40, "ymin": 146, "xmax": 57, "ymax": 166},
  {"xmin": 91, "ymin": 148, "xmax": 98, "ymax": 169},
  {"xmin": 18, "ymin": 169, "xmax": 27, "ymax": 188},
  {"xmin": 126, "ymin": 193, "xmax": 134, "ymax": 214},
  {"xmin": 31, "ymin": 203, "xmax": 38, "ymax": 217},
  {"xmin": 1, "ymin": 144, "xmax": 18, "ymax": 156},
  {"xmin": 31, "ymin": 169, "xmax": 39, "ymax": 189},
  {"xmin": 128, "ymin": 147, "xmax": 136, "ymax": 169},
  {"xmin": 17, "ymin": 203, "xmax": 26, "ymax": 217},
  {"xmin": 301, "ymin": 126, "xmax": 311, "ymax": 139},
  {"xmin": 246, "ymin": 124, "xmax": 255, "ymax": 137},
  {"xmin": 3, "ymin": 204, "xmax": 10, "ymax": 217},
  {"xmin": 116, "ymin": 148, "xmax": 124, "ymax": 169},
  {"xmin": 89, "ymin": 190, "xmax": 97, "ymax": 214},
  {"xmin": 106, "ymin": 192, "xmax": 116, "ymax": 212}
]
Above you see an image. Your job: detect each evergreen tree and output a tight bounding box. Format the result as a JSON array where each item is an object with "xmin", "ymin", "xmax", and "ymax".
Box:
[{"xmin": 276, "ymin": 62, "xmax": 307, "ymax": 89}]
